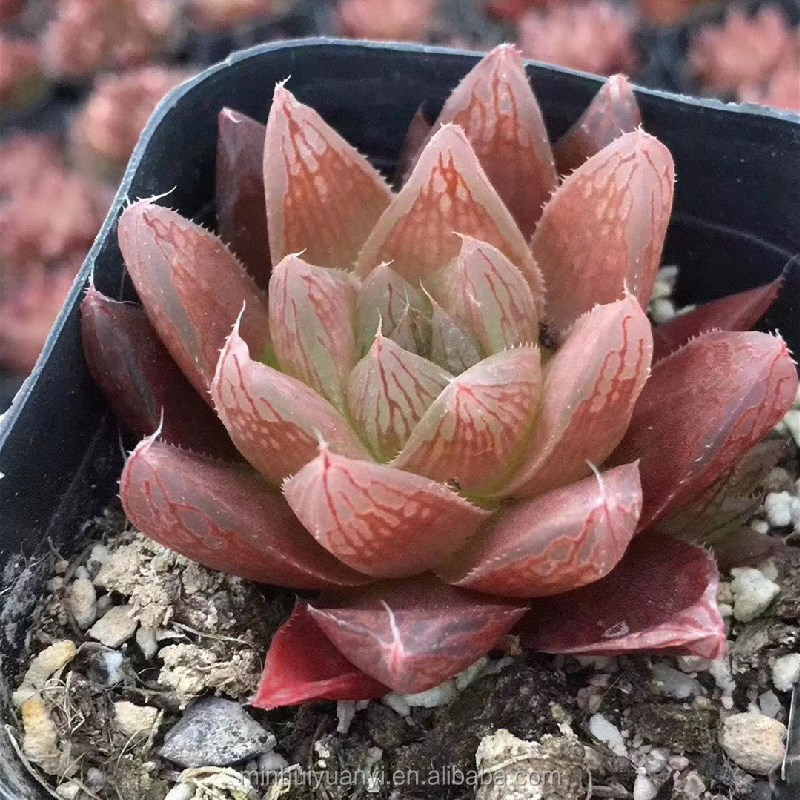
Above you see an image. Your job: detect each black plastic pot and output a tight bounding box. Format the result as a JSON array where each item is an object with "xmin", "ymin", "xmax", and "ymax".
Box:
[{"xmin": 0, "ymin": 39, "xmax": 799, "ymax": 799}]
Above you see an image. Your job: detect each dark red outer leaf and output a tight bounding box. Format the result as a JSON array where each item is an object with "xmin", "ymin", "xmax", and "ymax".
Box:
[
  {"xmin": 613, "ymin": 330, "xmax": 798, "ymax": 531},
  {"xmin": 553, "ymin": 74, "xmax": 642, "ymax": 175},
  {"xmin": 120, "ymin": 436, "xmax": 370, "ymax": 590},
  {"xmin": 81, "ymin": 288, "xmax": 238, "ymax": 459},
  {"xmin": 253, "ymin": 602, "xmax": 388, "ymax": 710},
  {"xmin": 308, "ymin": 574, "xmax": 528, "ymax": 694},
  {"xmin": 216, "ymin": 108, "xmax": 270, "ymax": 288},
  {"xmin": 517, "ymin": 533, "xmax": 726, "ymax": 660},
  {"xmin": 652, "ymin": 274, "xmax": 785, "ymax": 361},
  {"xmin": 117, "ymin": 200, "xmax": 271, "ymax": 398}
]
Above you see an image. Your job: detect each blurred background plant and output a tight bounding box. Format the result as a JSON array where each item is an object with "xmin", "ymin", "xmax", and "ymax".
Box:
[{"xmin": 0, "ymin": 0, "xmax": 798, "ymax": 409}]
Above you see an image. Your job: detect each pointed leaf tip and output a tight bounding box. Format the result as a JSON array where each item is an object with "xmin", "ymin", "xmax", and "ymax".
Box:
[
  {"xmin": 211, "ymin": 319, "xmax": 370, "ymax": 485},
  {"xmin": 518, "ymin": 533, "xmax": 726, "ymax": 660},
  {"xmin": 553, "ymin": 74, "xmax": 642, "ymax": 175},
  {"xmin": 355, "ymin": 125, "xmax": 545, "ymax": 309},
  {"xmin": 265, "ymin": 84, "xmax": 392, "ymax": 271},
  {"xmin": 216, "ymin": 108, "xmax": 270, "ymax": 286},
  {"xmin": 253, "ymin": 603, "xmax": 387, "ymax": 710},
  {"xmin": 347, "ymin": 334, "xmax": 450, "ymax": 460},
  {"xmin": 653, "ymin": 274, "xmax": 785, "ymax": 361},
  {"xmin": 81, "ymin": 289, "xmax": 237, "ymax": 459},
  {"xmin": 308, "ymin": 575, "xmax": 528, "ymax": 693},
  {"xmin": 613, "ymin": 329, "xmax": 799, "ymax": 530},
  {"xmin": 392, "ymin": 346, "xmax": 542, "ymax": 494},
  {"xmin": 117, "ymin": 200, "xmax": 271, "ymax": 397},
  {"xmin": 423, "ymin": 44, "xmax": 556, "ymax": 238},
  {"xmin": 120, "ymin": 437, "xmax": 369, "ymax": 589},
  {"xmin": 284, "ymin": 449, "xmax": 490, "ymax": 578},
  {"xmin": 268, "ymin": 254, "xmax": 357, "ymax": 411},
  {"xmin": 439, "ymin": 462, "xmax": 642, "ymax": 597},
  {"xmin": 505, "ymin": 295, "xmax": 652, "ymax": 499},
  {"xmin": 533, "ymin": 129, "xmax": 674, "ymax": 333}
]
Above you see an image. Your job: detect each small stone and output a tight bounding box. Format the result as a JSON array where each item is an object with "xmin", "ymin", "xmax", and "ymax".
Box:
[
  {"xmin": 783, "ymin": 408, "xmax": 800, "ymax": 446},
  {"xmin": 381, "ymin": 693, "xmax": 411, "ymax": 717},
  {"xmin": 633, "ymin": 773, "xmax": 658, "ymax": 800},
  {"xmin": 336, "ymin": 700, "xmax": 356, "ymax": 734},
  {"xmin": 135, "ymin": 626, "xmax": 158, "ymax": 660},
  {"xmin": 651, "ymin": 663, "xmax": 703, "ymax": 699},
  {"xmin": 98, "ymin": 649, "xmax": 125, "ymax": 686},
  {"xmin": 95, "ymin": 592, "xmax": 114, "ymax": 617},
  {"xmin": 772, "ymin": 652, "xmax": 800, "ymax": 692},
  {"xmin": 720, "ymin": 711, "xmax": 786, "ymax": 776},
  {"xmin": 159, "ymin": 697, "xmax": 274, "ymax": 767},
  {"xmin": 668, "ymin": 755, "xmax": 689, "ymax": 771},
  {"xmin": 750, "ymin": 519, "xmax": 770, "ymax": 535},
  {"xmin": 88, "ymin": 605, "xmax": 138, "ymax": 647},
  {"xmin": 588, "ymin": 713, "xmax": 627, "ymax": 757},
  {"xmin": 114, "ymin": 701, "xmax": 160, "ymax": 739},
  {"xmin": 758, "ymin": 690, "xmax": 782, "ymax": 719},
  {"xmin": 258, "ymin": 751, "xmax": 289, "ymax": 772},
  {"xmin": 402, "ymin": 679, "xmax": 458, "ymax": 708},
  {"xmin": 764, "ymin": 491, "xmax": 794, "ymax": 527},
  {"xmin": 730, "ymin": 568, "xmax": 780, "ymax": 623},
  {"xmin": 164, "ymin": 784, "xmax": 194, "ymax": 800},
  {"xmin": 650, "ymin": 297, "xmax": 676, "ymax": 324},
  {"xmin": 67, "ymin": 577, "xmax": 97, "ymax": 629},
  {"xmin": 55, "ymin": 780, "xmax": 82, "ymax": 799}
]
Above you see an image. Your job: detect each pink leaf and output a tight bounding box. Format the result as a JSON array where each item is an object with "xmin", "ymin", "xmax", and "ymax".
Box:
[
  {"xmin": 117, "ymin": 200, "xmax": 271, "ymax": 397},
  {"xmin": 283, "ymin": 446, "xmax": 490, "ymax": 578},
  {"xmin": 120, "ymin": 437, "xmax": 369, "ymax": 589},
  {"xmin": 264, "ymin": 84, "xmax": 392, "ymax": 270},
  {"xmin": 308, "ymin": 575, "xmax": 528, "ymax": 693},
  {"xmin": 216, "ymin": 108, "xmax": 270, "ymax": 287},
  {"xmin": 438, "ymin": 462, "xmax": 641, "ymax": 597},
  {"xmin": 253, "ymin": 602, "xmax": 387, "ymax": 710},
  {"xmin": 435, "ymin": 235, "xmax": 539, "ymax": 356},
  {"xmin": 211, "ymin": 319, "xmax": 370, "ymax": 485},
  {"xmin": 532, "ymin": 130, "xmax": 674, "ymax": 334},
  {"xmin": 347, "ymin": 332, "xmax": 451, "ymax": 460},
  {"xmin": 517, "ymin": 533, "xmax": 726, "ymax": 659},
  {"xmin": 613, "ymin": 330, "xmax": 798, "ymax": 530},
  {"xmin": 504, "ymin": 296, "xmax": 652, "ymax": 499},
  {"xmin": 392, "ymin": 346, "xmax": 542, "ymax": 495},
  {"xmin": 421, "ymin": 45, "xmax": 556, "ymax": 238},
  {"xmin": 356, "ymin": 262, "xmax": 429, "ymax": 356},
  {"xmin": 355, "ymin": 125, "xmax": 544, "ymax": 308},
  {"xmin": 81, "ymin": 288, "xmax": 236, "ymax": 459},
  {"xmin": 553, "ymin": 74, "xmax": 642, "ymax": 175},
  {"xmin": 652, "ymin": 274, "xmax": 784, "ymax": 361},
  {"xmin": 268, "ymin": 254, "xmax": 357, "ymax": 411}
]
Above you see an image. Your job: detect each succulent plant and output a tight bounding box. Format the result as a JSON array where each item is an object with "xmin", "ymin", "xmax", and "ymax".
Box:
[
  {"xmin": 688, "ymin": 5, "xmax": 796, "ymax": 95},
  {"xmin": 517, "ymin": 0, "xmax": 639, "ymax": 76},
  {"xmin": 0, "ymin": 35, "xmax": 46, "ymax": 113},
  {"xmin": 336, "ymin": 0, "xmax": 437, "ymax": 41},
  {"xmin": 82, "ymin": 47, "xmax": 798, "ymax": 707},
  {"xmin": 71, "ymin": 66, "xmax": 193, "ymax": 181}
]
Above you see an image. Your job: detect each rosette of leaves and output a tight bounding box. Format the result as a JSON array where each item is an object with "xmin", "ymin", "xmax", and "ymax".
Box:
[{"xmin": 82, "ymin": 47, "xmax": 798, "ymax": 707}]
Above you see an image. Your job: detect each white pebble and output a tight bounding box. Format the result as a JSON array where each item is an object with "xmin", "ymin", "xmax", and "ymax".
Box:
[
  {"xmin": 651, "ymin": 663, "xmax": 702, "ymax": 699},
  {"xmin": 102, "ymin": 650, "xmax": 125, "ymax": 686},
  {"xmin": 772, "ymin": 653, "xmax": 800, "ymax": 692},
  {"xmin": 259, "ymin": 751, "xmax": 289, "ymax": 772},
  {"xmin": 87, "ymin": 605, "xmax": 138, "ymax": 647},
  {"xmin": 114, "ymin": 700, "xmax": 159, "ymax": 738},
  {"xmin": 720, "ymin": 711, "xmax": 786, "ymax": 776},
  {"xmin": 588, "ymin": 714, "xmax": 627, "ymax": 757},
  {"xmin": 164, "ymin": 784, "xmax": 194, "ymax": 800},
  {"xmin": 649, "ymin": 298, "xmax": 676, "ymax": 324},
  {"xmin": 455, "ymin": 657, "xmax": 487, "ymax": 690},
  {"xmin": 730, "ymin": 568, "xmax": 780, "ymax": 623},
  {"xmin": 135, "ymin": 626, "xmax": 158, "ymax": 660},
  {"xmin": 709, "ymin": 657, "xmax": 736, "ymax": 697},
  {"xmin": 67, "ymin": 577, "xmax": 97, "ymax": 629},
  {"xmin": 633, "ymin": 773, "xmax": 658, "ymax": 800},
  {"xmin": 750, "ymin": 519, "xmax": 770, "ymax": 535},
  {"xmin": 764, "ymin": 492, "xmax": 795, "ymax": 528},
  {"xmin": 669, "ymin": 755, "xmax": 689, "ymax": 771},
  {"xmin": 381, "ymin": 693, "xmax": 410, "ymax": 717},
  {"xmin": 402, "ymin": 680, "xmax": 457, "ymax": 708},
  {"xmin": 782, "ymin": 409, "xmax": 800, "ymax": 446}
]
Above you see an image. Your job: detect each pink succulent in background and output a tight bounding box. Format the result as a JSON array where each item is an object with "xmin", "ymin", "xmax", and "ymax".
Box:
[
  {"xmin": 41, "ymin": 0, "xmax": 177, "ymax": 79},
  {"xmin": 0, "ymin": 0, "xmax": 26, "ymax": 23},
  {"xmin": 81, "ymin": 46, "xmax": 798, "ymax": 706},
  {"xmin": 188, "ymin": 0, "xmax": 277, "ymax": 32},
  {"xmin": 0, "ymin": 35, "xmax": 45, "ymax": 112},
  {"xmin": 688, "ymin": 5, "xmax": 795, "ymax": 94},
  {"xmin": 636, "ymin": 0, "xmax": 720, "ymax": 26},
  {"xmin": 739, "ymin": 63, "xmax": 800, "ymax": 113},
  {"xmin": 518, "ymin": 0, "xmax": 639, "ymax": 76},
  {"xmin": 71, "ymin": 66, "xmax": 193, "ymax": 180},
  {"xmin": 337, "ymin": 0, "xmax": 437, "ymax": 41}
]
